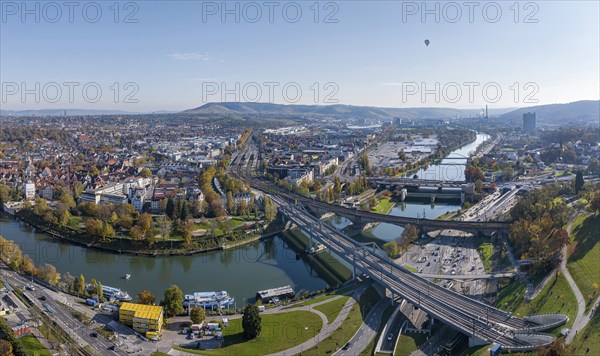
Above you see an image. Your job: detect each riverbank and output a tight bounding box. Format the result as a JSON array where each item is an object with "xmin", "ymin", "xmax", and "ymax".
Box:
[
  {"xmin": 8, "ymin": 210, "xmax": 286, "ymax": 257},
  {"xmin": 282, "ymin": 228, "xmax": 353, "ymax": 286}
]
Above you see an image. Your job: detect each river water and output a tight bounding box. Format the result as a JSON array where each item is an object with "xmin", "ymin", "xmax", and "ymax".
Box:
[
  {"xmin": 328, "ymin": 133, "xmax": 490, "ymax": 243},
  {"xmin": 0, "ymin": 133, "xmax": 488, "ymax": 302},
  {"xmin": 0, "ymin": 216, "xmax": 328, "ymax": 304}
]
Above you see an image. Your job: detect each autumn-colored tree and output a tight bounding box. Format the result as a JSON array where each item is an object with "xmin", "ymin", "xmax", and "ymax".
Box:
[{"xmin": 138, "ymin": 290, "xmax": 156, "ymax": 305}]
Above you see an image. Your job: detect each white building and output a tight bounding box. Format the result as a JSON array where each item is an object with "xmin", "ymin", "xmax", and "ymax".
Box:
[
  {"xmin": 131, "ymin": 188, "xmax": 146, "ymax": 212},
  {"xmin": 23, "ymin": 182, "xmax": 36, "ymax": 200}
]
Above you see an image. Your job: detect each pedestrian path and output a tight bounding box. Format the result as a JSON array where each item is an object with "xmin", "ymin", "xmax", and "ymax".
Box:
[{"xmin": 266, "ymin": 284, "xmax": 367, "ymax": 356}]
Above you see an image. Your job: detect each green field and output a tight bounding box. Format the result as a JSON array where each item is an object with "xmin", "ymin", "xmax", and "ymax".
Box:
[
  {"xmin": 459, "ymin": 344, "xmax": 492, "ymax": 356},
  {"xmin": 477, "ymin": 242, "xmax": 493, "ymax": 273},
  {"xmin": 178, "ymin": 310, "xmax": 322, "ymax": 356},
  {"xmin": 570, "ymin": 307, "xmax": 600, "ymax": 355},
  {"xmin": 303, "ymin": 286, "xmax": 382, "ymax": 355},
  {"xmin": 20, "ymin": 335, "xmax": 52, "ymax": 356},
  {"xmin": 394, "ymin": 332, "xmax": 427, "ymax": 356},
  {"xmin": 568, "ymin": 214, "xmax": 600, "ymax": 312},
  {"xmin": 495, "ymin": 279, "xmax": 528, "ymax": 311},
  {"xmin": 494, "ymin": 273, "xmax": 577, "ymax": 338},
  {"xmin": 513, "ymin": 273, "xmax": 577, "ymax": 333},
  {"xmin": 373, "ymin": 198, "xmax": 395, "ymax": 215},
  {"xmin": 314, "ymin": 296, "xmax": 350, "ymax": 323}
]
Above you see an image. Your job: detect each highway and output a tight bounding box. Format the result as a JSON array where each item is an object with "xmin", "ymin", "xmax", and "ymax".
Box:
[
  {"xmin": 273, "ymin": 197, "xmax": 557, "ymax": 351},
  {"xmin": 0, "ymin": 262, "xmax": 124, "ymax": 355}
]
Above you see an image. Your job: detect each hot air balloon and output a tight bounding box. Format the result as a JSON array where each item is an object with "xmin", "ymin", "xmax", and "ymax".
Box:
[{"xmin": 424, "ymin": 39, "xmax": 430, "ymax": 47}]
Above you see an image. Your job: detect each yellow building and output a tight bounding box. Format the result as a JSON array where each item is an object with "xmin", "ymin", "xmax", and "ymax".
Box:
[{"xmin": 119, "ymin": 302, "xmax": 163, "ymax": 338}]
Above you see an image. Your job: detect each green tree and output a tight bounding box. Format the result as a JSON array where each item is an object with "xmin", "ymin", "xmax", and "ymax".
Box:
[
  {"xmin": 574, "ymin": 170, "xmax": 585, "ymax": 194},
  {"xmin": 263, "ymin": 196, "xmax": 277, "ymax": 221},
  {"xmin": 89, "ymin": 166, "xmax": 100, "ymax": 177},
  {"xmin": 75, "ymin": 274, "xmax": 86, "ymax": 296},
  {"xmin": 242, "ymin": 304, "xmax": 262, "ymax": 339},
  {"xmin": 227, "ymin": 191, "xmax": 235, "ymax": 213},
  {"xmin": 140, "ymin": 168, "xmax": 152, "ymax": 178},
  {"xmin": 588, "ymin": 189, "xmax": 600, "ymax": 215},
  {"xmin": 190, "ymin": 307, "xmax": 206, "ymax": 325},
  {"xmin": 161, "ymin": 285, "xmax": 184, "ymax": 317},
  {"xmin": 383, "ymin": 241, "xmax": 399, "ymax": 258},
  {"xmin": 97, "ymin": 281, "xmax": 103, "ymax": 300},
  {"xmin": 587, "ymin": 158, "xmax": 600, "ymax": 175},
  {"xmin": 166, "ymin": 197, "xmax": 175, "ymax": 219},
  {"xmin": 180, "ymin": 201, "xmax": 190, "ymax": 221}
]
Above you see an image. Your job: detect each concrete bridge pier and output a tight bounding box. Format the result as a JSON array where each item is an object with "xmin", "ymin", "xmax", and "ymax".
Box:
[
  {"xmin": 400, "ymin": 188, "xmax": 407, "ymax": 202},
  {"xmin": 468, "ymin": 336, "xmax": 487, "ymax": 348}
]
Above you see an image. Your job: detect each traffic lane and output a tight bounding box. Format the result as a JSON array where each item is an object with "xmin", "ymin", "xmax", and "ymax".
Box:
[
  {"xmin": 2, "ymin": 266, "xmax": 123, "ymax": 355},
  {"xmin": 335, "ymin": 299, "xmax": 388, "ymax": 356},
  {"xmin": 381, "ymin": 313, "xmax": 404, "ymax": 351}
]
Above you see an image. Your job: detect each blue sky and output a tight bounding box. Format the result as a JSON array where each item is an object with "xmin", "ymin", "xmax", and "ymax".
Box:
[{"xmin": 1, "ymin": 0, "xmax": 598, "ymax": 111}]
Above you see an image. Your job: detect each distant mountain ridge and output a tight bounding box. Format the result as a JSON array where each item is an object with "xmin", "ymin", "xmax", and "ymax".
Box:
[
  {"xmin": 2, "ymin": 100, "xmax": 597, "ymax": 123},
  {"xmin": 182, "ymin": 102, "xmax": 488, "ymax": 119},
  {"xmin": 182, "ymin": 101, "xmax": 599, "ymax": 123},
  {"xmin": 497, "ymin": 100, "xmax": 599, "ymax": 125},
  {"xmin": 0, "ymin": 109, "xmax": 140, "ymax": 116}
]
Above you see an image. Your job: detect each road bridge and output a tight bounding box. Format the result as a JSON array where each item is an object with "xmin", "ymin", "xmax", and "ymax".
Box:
[
  {"xmin": 293, "ymin": 195, "xmax": 511, "ymax": 236},
  {"xmin": 274, "ymin": 197, "xmax": 565, "ymax": 351}
]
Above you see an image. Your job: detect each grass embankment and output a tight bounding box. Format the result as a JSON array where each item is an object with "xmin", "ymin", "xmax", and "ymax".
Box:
[
  {"xmin": 284, "ymin": 294, "xmax": 336, "ymax": 309},
  {"xmin": 570, "ymin": 306, "xmax": 600, "ymax": 355},
  {"xmin": 20, "ymin": 335, "xmax": 52, "ymax": 356},
  {"xmin": 177, "ymin": 310, "xmax": 322, "ymax": 356},
  {"xmin": 394, "ymin": 332, "xmax": 428, "ymax": 356},
  {"xmin": 496, "ymin": 274, "xmax": 577, "ymax": 335},
  {"xmin": 459, "ymin": 344, "xmax": 492, "ymax": 356},
  {"xmin": 282, "ymin": 228, "xmax": 352, "ymax": 285},
  {"xmin": 314, "ymin": 296, "xmax": 351, "ymax": 323},
  {"xmin": 477, "ymin": 242, "xmax": 493, "ymax": 273},
  {"xmin": 373, "ymin": 198, "xmax": 395, "ymax": 215},
  {"xmin": 568, "ymin": 214, "xmax": 600, "ymax": 312},
  {"xmin": 303, "ymin": 286, "xmax": 382, "ymax": 355}
]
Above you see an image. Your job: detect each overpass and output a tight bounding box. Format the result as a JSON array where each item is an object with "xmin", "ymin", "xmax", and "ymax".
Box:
[
  {"xmin": 368, "ymin": 177, "xmax": 467, "ymax": 189},
  {"xmin": 274, "ymin": 196, "xmax": 565, "ymax": 351},
  {"xmin": 291, "ymin": 194, "xmax": 512, "ymax": 235}
]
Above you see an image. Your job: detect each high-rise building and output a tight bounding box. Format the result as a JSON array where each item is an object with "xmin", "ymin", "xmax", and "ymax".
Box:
[
  {"xmin": 23, "ymin": 182, "xmax": 35, "ymax": 200},
  {"xmin": 522, "ymin": 112, "xmax": 536, "ymax": 134}
]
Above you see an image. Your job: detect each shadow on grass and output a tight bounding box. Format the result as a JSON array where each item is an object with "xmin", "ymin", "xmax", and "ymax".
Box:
[{"xmin": 569, "ymin": 215, "xmax": 600, "ymax": 263}]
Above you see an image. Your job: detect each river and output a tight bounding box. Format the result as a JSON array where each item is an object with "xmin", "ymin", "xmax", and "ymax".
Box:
[
  {"xmin": 0, "ymin": 216, "xmax": 328, "ymax": 304},
  {"xmin": 328, "ymin": 132, "xmax": 490, "ymax": 243}
]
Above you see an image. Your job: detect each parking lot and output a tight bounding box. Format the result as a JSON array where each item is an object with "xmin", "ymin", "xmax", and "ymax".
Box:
[{"xmin": 397, "ymin": 230, "xmax": 488, "ymax": 297}]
